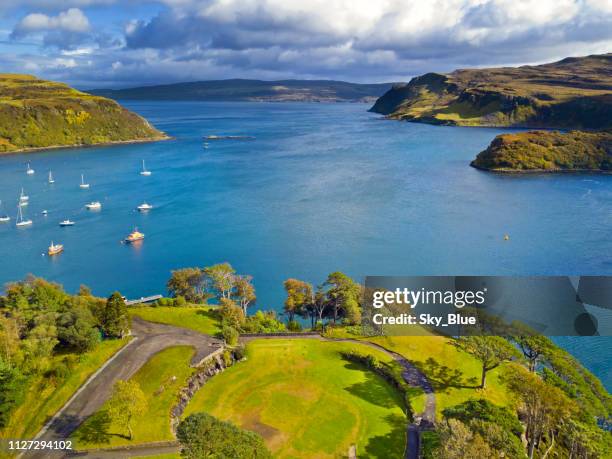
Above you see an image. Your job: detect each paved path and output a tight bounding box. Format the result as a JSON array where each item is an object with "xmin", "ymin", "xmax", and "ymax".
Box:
[{"xmin": 24, "ymin": 317, "xmax": 222, "ymax": 459}]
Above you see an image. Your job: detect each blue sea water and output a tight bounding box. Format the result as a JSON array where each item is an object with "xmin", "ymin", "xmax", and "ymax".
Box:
[{"xmin": 0, "ymin": 101, "xmax": 610, "ymax": 389}]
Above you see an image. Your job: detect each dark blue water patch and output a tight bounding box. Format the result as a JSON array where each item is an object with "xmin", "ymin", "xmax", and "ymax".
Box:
[{"xmin": 0, "ymin": 101, "xmax": 610, "ymax": 389}]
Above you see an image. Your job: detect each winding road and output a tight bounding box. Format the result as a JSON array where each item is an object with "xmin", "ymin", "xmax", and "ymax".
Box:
[{"xmin": 23, "ymin": 317, "xmax": 223, "ymax": 459}]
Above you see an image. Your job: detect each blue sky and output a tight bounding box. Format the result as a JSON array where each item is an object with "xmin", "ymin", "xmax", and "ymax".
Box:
[{"xmin": 1, "ymin": 0, "xmax": 611, "ymax": 89}]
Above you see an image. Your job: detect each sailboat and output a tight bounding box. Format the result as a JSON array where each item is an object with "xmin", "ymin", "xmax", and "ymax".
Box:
[
  {"xmin": 19, "ymin": 188, "xmax": 29, "ymax": 206},
  {"xmin": 0, "ymin": 201, "xmax": 10, "ymax": 222},
  {"xmin": 16, "ymin": 205, "xmax": 32, "ymax": 227},
  {"xmin": 26, "ymin": 162, "xmax": 35, "ymax": 175},
  {"xmin": 80, "ymin": 174, "xmax": 90, "ymax": 189},
  {"xmin": 48, "ymin": 171, "xmax": 55, "ymax": 184},
  {"xmin": 140, "ymin": 160, "xmax": 152, "ymax": 176}
]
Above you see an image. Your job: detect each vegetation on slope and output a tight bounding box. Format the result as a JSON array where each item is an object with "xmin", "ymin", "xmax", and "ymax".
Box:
[
  {"xmin": 89, "ymin": 79, "xmax": 392, "ymax": 103},
  {"xmin": 0, "ymin": 74, "xmax": 166, "ymax": 153},
  {"xmin": 370, "ymin": 53, "xmax": 612, "ymax": 129},
  {"xmin": 471, "ymin": 129, "xmax": 612, "ymax": 172}
]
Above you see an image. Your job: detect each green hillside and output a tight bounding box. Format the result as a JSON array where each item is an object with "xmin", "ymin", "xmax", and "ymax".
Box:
[
  {"xmin": 0, "ymin": 74, "xmax": 167, "ymax": 153},
  {"xmin": 370, "ymin": 54, "xmax": 612, "ymax": 129},
  {"xmin": 89, "ymin": 79, "xmax": 392, "ymax": 103},
  {"xmin": 471, "ymin": 130, "xmax": 612, "ymax": 172}
]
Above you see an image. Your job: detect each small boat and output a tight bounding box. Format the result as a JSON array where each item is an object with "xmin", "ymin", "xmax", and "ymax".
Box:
[
  {"xmin": 19, "ymin": 188, "xmax": 29, "ymax": 204},
  {"xmin": 42, "ymin": 210, "xmax": 48, "ymax": 216},
  {"xmin": 59, "ymin": 219, "xmax": 75, "ymax": 227},
  {"xmin": 0, "ymin": 201, "xmax": 9, "ymax": 223},
  {"xmin": 26, "ymin": 163, "xmax": 35, "ymax": 175},
  {"xmin": 80, "ymin": 174, "xmax": 90, "ymax": 189},
  {"xmin": 48, "ymin": 242, "xmax": 64, "ymax": 256},
  {"xmin": 140, "ymin": 160, "xmax": 152, "ymax": 176},
  {"xmin": 137, "ymin": 202, "xmax": 153, "ymax": 212},
  {"xmin": 48, "ymin": 171, "xmax": 55, "ymax": 184},
  {"xmin": 125, "ymin": 228, "xmax": 145, "ymax": 243},
  {"xmin": 85, "ymin": 201, "xmax": 101, "ymax": 210},
  {"xmin": 16, "ymin": 205, "xmax": 32, "ymax": 227}
]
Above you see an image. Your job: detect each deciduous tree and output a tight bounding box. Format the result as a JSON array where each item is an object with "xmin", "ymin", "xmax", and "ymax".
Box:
[
  {"xmin": 107, "ymin": 380, "xmax": 147, "ymax": 440},
  {"xmin": 454, "ymin": 336, "xmax": 520, "ymax": 388}
]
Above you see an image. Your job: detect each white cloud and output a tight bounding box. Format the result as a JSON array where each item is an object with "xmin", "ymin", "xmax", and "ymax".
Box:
[{"xmin": 14, "ymin": 8, "xmax": 90, "ymax": 34}]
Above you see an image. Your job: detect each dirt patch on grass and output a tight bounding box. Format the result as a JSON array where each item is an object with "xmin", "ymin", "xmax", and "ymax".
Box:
[{"xmin": 242, "ymin": 413, "xmax": 287, "ymax": 451}]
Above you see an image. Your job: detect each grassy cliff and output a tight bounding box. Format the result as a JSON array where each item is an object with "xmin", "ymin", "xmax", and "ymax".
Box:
[
  {"xmin": 0, "ymin": 74, "xmax": 167, "ymax": 153},
  {"xmin": 370, "ymin": 54, "xmax": 612, "ymax": 129},
  {"xmin": 471, "ymin": 130, "xmax": 612, "ymax": 172}
]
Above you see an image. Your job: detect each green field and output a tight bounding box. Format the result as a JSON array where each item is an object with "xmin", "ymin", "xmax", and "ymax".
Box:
[
  {"xmin": 0, "ymin": 338, "xmax": 129, "ymax": 441},
  {"xmin": 366, "ymin": 335, "xmax": 513, "ymax": 417},
  {"xmin": 184, "ymin": 339, "xmax": 407, "ymax": 458},
  {"xmin": 72, "ymin": 346, "xmax": 195, "ymax": 449},
  {"xmin": 129, "ymin": 306, "xmax": 221, "ymax": 336}
]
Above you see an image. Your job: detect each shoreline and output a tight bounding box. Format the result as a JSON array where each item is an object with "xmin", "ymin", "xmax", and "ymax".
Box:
[
  {"xmin": 469, "ymin": 162, "xmax": 612, "ymax": 175},
  {"xmin": 0, "ymin": 134, "xmax": 172, "ymax": 156}
]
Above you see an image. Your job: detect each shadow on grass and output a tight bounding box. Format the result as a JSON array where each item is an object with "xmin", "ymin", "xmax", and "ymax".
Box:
[
  {"xmin": 72, "ymin": 410, "xmax": 128, "ymax": 445},
  {"xmin": 343, "ymin": 362, "xmax": 401, "ymax": 409},
  {"xmin": 362, "ymin": 413, "xmax": 407, "ymax": 458},
  {"xmin": 414, "ymin": 357, "xmax": 479, "ymax": 391}
]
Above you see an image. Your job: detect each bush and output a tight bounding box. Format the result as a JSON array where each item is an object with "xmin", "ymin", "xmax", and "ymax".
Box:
[
  {"xmin": 233, "ymin": 345, "xmax": 246, "ymax": 361},
  {"xmin": 174, "ymin": 295, "xmax": 187, "ymax": 307},
  {"xmin": 287, "ymin": 320, "xmax": 302, "ymax": 332},
  {"xmin": 222, "ymin": 326, "xmax": 239, "ymax": 346},
  {"xmin": 0, "ymin": 359, "xmax": 25, "ymax": 428},
  {"xmin": 177, "ymin": 412, "xmax": 271, "ymax": 459}
]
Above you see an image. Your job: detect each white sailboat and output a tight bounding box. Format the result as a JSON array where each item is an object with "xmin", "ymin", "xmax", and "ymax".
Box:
[
  {"xmin": 26, "ymin": 162, "xmax": 35, "ymax": 175},
  {"xmin": 19, "ymin": 188, "xmax": 29, "ymax": 205},
  {"xmin": 0, "ymin": 201, "xmax": 10, "ymax": 222},
  {"xmin": 16, "ymin": 205, "xmax": 32, "ymax": 227},
  {"xmin": 48, "ymin": 171, "xmax": 55, "ymax": 184},
  {"xmin": 80, "ymin": 174, "xmax": 90, "ymax": 189},
  {"xmin": 140, "ymin": 160, "xmax": 152, "ymax": 176}
]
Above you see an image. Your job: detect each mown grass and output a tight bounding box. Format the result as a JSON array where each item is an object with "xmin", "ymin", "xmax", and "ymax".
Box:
[
  {"xmin": 184, "ymin": 339, "xmax": 407, "ymax": 459},
  {"xmin": 72, "ymin": 346, "xmax": 195, "ymax": 449},
  {"xmin": 0, "ymin": 338, "xmax": 129, "ymax": 441},
  {"xmin": 128, "ymin": 306, "xmax": 221, "ymax": 336}
]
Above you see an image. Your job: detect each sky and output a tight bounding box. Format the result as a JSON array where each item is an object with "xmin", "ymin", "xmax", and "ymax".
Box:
[{"xmin": 0, "ymin": 0, "xmax": 611, "ymax": 89}]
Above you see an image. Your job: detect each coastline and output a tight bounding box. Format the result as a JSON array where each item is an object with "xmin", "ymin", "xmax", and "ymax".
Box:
[
  {"xmin": 0, "ymin": 134, "xmax": 172, "ymax": 156},
  {"xmin": 470, "ymin": 162, "xmax": 612, "ymax": 174}
]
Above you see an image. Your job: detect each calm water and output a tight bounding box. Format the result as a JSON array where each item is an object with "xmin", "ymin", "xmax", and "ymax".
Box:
[{"xmin": 0, "ymin": 101, "xmax": 610, "ymax": 388}]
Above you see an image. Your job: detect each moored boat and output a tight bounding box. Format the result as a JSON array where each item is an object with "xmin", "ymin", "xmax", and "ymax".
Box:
[
  {"xmin": 48, "ymin": 171, "xmax": 55, "ymax": 184},
  {"xmin": 19, "ymin": 188, "xmax": 29, "ymax": 205},
  {"xmin": 16, "ymin": 205, "xmax": 32, "ymax": 227},
  {"xmin": 26, "ymin": 162, "xmax": 35, "ymax": 175},
  {"xmin": 60, "ymin": 219, "xmax": 75, "ymax": 227},
  {"xmin": 85, "ymin": 201, "xmax": 101, "ymax": 210},
  {"xmin": 48, "ymin": 242, "xmax": 64, "ymax": 256},
  {"xmin": 137, "ymin": 202, "xmax": 153, "ymax": 211},
  {"xmin": 80, "ymin": 174, "xmax": 90, "ymax": 189},
  {"xmin": 125, "ymin": 228, "xmax": 145, "ymax": 243},
  {"xmin": 140, "ymin": 160, "xmax": 152, "ymax": 176},
  {"xmin": 0, "ymin": 201, "xmax": 9, "ymax": 222}
]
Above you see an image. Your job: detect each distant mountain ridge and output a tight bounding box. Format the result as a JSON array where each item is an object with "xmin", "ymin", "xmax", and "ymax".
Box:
[
  {"xmin": 370, "ymin": 53, "xmax": 612, "ymax": 129},
  {"xmin": 88, "ymin": 79, "xmax": 392, "ymax": 103},
  {"xmin": 0, "ymin": 74, "xmax": 166, "ymax": 154}
]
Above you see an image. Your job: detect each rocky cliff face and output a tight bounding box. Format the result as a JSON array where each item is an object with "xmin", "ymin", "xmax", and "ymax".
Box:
[
  {"xmin": 0, "ymin": 74, "xmax": 167, "ymax": 153},
  {"xmin": 370, "ymin": 54, "xmax": 612, "ymax": 129}
]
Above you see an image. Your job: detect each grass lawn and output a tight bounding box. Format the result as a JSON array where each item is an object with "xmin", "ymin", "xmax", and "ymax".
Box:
[
  {"xmin": 184, "ymin": 339, "xmax": 407, "ymax": 459},
  {"xmin": 365, "ymin": 335, "xmax": 514, "ymax": 418},
  {"xmin": 128, "ymin": 306, "xmax": 220, "ymax": 336},
  {"xmin": 0, "ymin": 338, "xmax": 129, "ymax": 441},
  {"xmin": 72, "ymin": 346, "xmax": 195, "ymax": 449}
]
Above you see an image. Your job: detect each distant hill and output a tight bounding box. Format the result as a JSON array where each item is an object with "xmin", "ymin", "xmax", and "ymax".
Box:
[
  {"xmin": 370, "ymin": 53, "xmax": 612, "ymax": 129},
  {"xmin": 471, "ymin": 130, "xmax": 612, "ymax": 172},
  {"xmin": 88, "ymin": 79, "xmax": 392, "ymax": 103},
  {"xmin": 0, "ymin": 74, "xmax": 166, "ymax": 153}
]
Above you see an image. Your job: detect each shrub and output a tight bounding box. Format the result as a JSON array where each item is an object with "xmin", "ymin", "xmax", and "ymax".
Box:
[
  {"xmin": 222, "ymin": 326, "xmax": 239, "ymax": 346},
  {"xmin": 287, "ymin": 320, "xmax": 302, "ymax": 332},
  {"xmin": 177, "ymin": 412, "xmax": 271, "ymax": 459},
  {"xmin": 233, "ymin": 345, "xmax": 246, "ymax": 361}
]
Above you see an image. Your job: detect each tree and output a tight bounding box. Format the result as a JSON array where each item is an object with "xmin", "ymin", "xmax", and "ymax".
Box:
[
  {"xmin": 218, "ymin": 298, "xmax": 245, "ymax": 330},
  {"xmin": 454, "ymin": 336, "xmax": 520, "ymax": 388},
  {"xmin": 435, "ymin": 418, "xmax": 499, "ymax": 459},
  {"xmin": 0, "ymin": 359, "xmax": 25, "ymax": 428},
  {"xmin": 310, "ymin": 285, "xmax": 328, "ymax": 326},
  {"xmin": 222, "ymin": 326, "xmax": 239, "ymax": 346},
  {"xmin": 0, "ymin": 316, "xmax": 21, "ymax": 366},
  {"xmin": 56, "ymin": 306, "xmax": 99, "ymax": 352},
  {"xmin": 101, "ymin": 292, "xmax": 129, "ymax": 338},
  {"xmin": 283, "ymin": 279, "xmax": 312, "ymax": 323},
  {"xmin": 177, "ymin": 412, "xmax": 271, "ymax": 459},
  {"xmin": 107, "ymin": 380, "xmax": 147, "ymax": 440},
  {"xmin": 78, "ymin": 285, "xmax": 92, "ymax": 296},
  {"xmin": 167, "ymin": 268, "xmax": 208, "ymax": 303},
  {"xmin": 234, "ymin": 275, "xmax": 256, "ymax": 315},
  {"xmin": 21, "ymin": 320, "xmax": 58, "ymax": 374},
  {"xmin": 203, "ymin": 263, "xmax": 236, "ymax": 300},
  {"xmin": 324, "ymin": 272, "xmax": 361, "ymax": 325},
  {"xmin": 506, "ymin": 366, "xmax": 575, "ymax": 459},
  {"xmin": 513, "ymin": 332, "xmax": 553, "ymax": 372}
]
